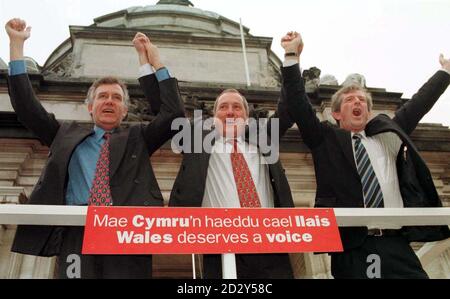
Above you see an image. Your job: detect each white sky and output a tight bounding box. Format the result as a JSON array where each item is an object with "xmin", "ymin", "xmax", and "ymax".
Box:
[{"xmin": 1, "ymin": 0, "xmax": 449, "ymax": 126}]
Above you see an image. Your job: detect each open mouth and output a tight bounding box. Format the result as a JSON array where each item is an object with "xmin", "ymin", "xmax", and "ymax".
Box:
[
  {"xmin": 352, "ymin": 108, "xmax": 362, "ymax": 117},
  {"xmin": 102, "ymin": 109, "xmax": 115, "ymax": 114},
  {"xmin": 225, "ymin": 119, "xmax": 238, "ymax": 125}
]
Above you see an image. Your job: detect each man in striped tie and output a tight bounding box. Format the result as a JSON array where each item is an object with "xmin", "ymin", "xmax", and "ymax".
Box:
[{"xmin": 281, "ymin": 31, "xmax": 450, "ymax": 278}]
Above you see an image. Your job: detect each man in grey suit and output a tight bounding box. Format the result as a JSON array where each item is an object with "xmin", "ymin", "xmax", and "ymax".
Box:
[{"xmin": 5, "ymin": 18, "xmax": 184, "ymax": 278}]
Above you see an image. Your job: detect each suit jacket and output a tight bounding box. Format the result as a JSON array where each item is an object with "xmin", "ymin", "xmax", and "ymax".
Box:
[
  {"xmin": 282, "ymin": 64, "xmax": 450, "ymax": 250},
  {"xmin": 168, "ymin": 95, "xmax": 295, "ymax": 278},
  {"xmin": 7, "ymin": 73, "xmax": 185, "ymax": 257}
]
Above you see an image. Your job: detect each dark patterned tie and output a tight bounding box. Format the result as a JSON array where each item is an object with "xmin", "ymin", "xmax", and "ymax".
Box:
[
  {"xmin": 88, "ymin": 132, "xmax": 113, "ymax": 206},
  {"xmin": 230, "ymin": 140, "xmax": 261, "ymax": 208},
  {"xmin": 353, "ymin": 134, "xmax": 384, "ymax": 208}
]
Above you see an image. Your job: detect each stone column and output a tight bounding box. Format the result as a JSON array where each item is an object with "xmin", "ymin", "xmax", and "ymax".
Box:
[
  {"xmin": 0, "ymin": 186, "xmax": 25, "ymax": 278},
  {"xmin": 18, "ymin": 255, "xmax": 38, "ymax": 279}
]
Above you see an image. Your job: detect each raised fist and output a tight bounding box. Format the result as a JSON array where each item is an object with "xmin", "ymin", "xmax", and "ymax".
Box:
[
  {"xmin": 5, "ymin": 18, "xmax": 31, "ymax": 43},
  {"xmin": 132, "ymin": 32, "xmax": 150, "ymax": 55},
  {"xmin": 439, "ymin": 54, "xmax": 450, "ymax": 72},
  {"xmin": 281, "ymin": 31, "xmax": 303, "ymax": 56}
]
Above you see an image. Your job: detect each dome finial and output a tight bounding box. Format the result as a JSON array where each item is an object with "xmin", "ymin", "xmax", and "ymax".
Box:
[{"xmin": 156, "ymin": 0, "xmax": 194, "ymax": 6}]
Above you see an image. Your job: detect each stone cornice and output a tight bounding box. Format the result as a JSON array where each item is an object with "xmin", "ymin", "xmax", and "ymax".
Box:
[{"xmin": 68, "ymin": 26, "xmax": 273, "ymax": 49}]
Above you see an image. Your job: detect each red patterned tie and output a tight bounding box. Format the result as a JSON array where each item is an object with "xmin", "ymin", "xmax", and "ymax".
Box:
[
  {"xmin": 230, "ymin": 139, "xmax": 261, "ymax": 208},
  {"xmin": 88, "ymin": 132, "xmax": 113, "ymax": 206}
]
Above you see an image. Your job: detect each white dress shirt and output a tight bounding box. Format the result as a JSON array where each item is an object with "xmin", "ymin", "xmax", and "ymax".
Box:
[
  {"xmin": 202, "ymin": 136, "xmax": 275, "ymax": 208},
  {"xmin": 352, "ymin": 131, "xmax": 404, "ymax": 209}
]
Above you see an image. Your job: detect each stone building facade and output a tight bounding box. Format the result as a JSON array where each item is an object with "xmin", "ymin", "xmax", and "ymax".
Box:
[{"xmin": 0, "ymin": 0, "xmax": 449, "ymax": 278}]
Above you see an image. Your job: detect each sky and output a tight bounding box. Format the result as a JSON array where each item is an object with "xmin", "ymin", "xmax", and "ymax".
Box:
[{"xmin": 1, "ymin": 0, "xmax": 449, "ymax": 126}]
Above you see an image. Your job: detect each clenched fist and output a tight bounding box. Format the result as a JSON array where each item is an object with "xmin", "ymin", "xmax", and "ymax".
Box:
[
  {"xmin": 439, "ymin": 54, "xmax": 450, "ymax": 73},
  {"xmin": 281, "ymin": 31, "xmax": 303, "ymax": 57},
  {"xmin": 5, "ymin": 18, "xmax": 31, "ymax": 43}
]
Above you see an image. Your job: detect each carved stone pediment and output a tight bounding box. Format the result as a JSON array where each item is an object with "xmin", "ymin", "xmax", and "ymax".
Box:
[
  {"xmin": 126, "ymin": 98, "xmax": 154, "ymax": 122},
  {"xmin": 44, "ymin": 53, "xmax": 75, "ymax": 78}
]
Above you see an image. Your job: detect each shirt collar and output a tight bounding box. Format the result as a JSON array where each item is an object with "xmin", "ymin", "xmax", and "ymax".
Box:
[
  {"xmin": 217, "ymin": 135, "xmax": 245, "ymax": 145},
  {"xmin": 93, "ymin": 126, "xmax": 115, "ymax": 142},
  {"xmin": 351, "ymin": 130, "xmax": 367, "ymax": 140}
]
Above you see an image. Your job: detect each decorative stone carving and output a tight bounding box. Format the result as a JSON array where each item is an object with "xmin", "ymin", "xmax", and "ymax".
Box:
[
  {"xmin": 45, "ymin": 53, "xmax": 74, "ymax": 78},
  {"xmin": 320, "ymin": 74, "xmax": 339, "ymax": 86},
  {"xmin": 198, "ymin": 101, "xmax": 214, "ymax": 118},
  {"xmin": 183, "ymin": 94, "xmax": 199, "ymax": 112},
  {"xmin": 302, "ymin": 67, "xmax": 321, "ymax": 92},
  {"xmin": 183, "ymin": 94, "xmax": 214, "ymax": 118},
  {"xmin": 249, "ymin": 104, "xmax": 269, "ymax": 120},
  {"xmin": 126, "ymin": 98, "xmax": 153, "ymax": 122},
  {"xmin": 343, "ymin": 73, "xmax": 367, "ymax": 87}
]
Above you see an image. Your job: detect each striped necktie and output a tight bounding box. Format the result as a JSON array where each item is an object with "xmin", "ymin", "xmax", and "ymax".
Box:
[{"xmin": 353, "ymin": 134, "xmax": 384, "ymax": 208}]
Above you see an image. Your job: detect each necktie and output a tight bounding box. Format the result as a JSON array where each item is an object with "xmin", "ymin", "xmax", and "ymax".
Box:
[
  {"xmin": 88, "ymin": 132, "xmax": 113, "ymax": 206},
  {"xmin": 230, "ymin": 140, "xmax": 261, "ymax": 208},
  {"xmin": 353, "ymin": 134, "xmax": 384, "ymax": 208}
]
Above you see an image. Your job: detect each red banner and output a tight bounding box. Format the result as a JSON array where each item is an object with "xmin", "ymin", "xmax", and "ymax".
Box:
[{"xmin": 82, "ymin": 207, "xmax": 342, "ymax": 255}]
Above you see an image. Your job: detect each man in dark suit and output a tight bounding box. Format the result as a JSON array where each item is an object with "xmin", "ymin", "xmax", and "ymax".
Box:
[
  {"xmin": 168, "ymin": 86, "xmax": 295, "ymax": 278},
  {"xmin": 5, "ymin": 19, "xmax": 184, "ymax": 278},
  {"xmin": 280, "ymin": 31, "xmax": 450, "ymax": 278}
]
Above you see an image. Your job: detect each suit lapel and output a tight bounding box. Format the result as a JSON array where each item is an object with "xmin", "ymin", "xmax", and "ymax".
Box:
[
  {"xmin": 200, "ymin": 128, "xmax": 214, "ymax": 171},
  {"xmin": 57, "ymin": 123, "xmax": 93, "ymax": 159},
  {"xmin": 335, "ymin": 129, "xmax": 358, "ymax": 174},
  {"xmin": 365, "ymin": 115, "xmax": 391, "ymax": 137},
  {"xmin": 109, "ymin": 127, "xmax": 129, "ymax": 178}
]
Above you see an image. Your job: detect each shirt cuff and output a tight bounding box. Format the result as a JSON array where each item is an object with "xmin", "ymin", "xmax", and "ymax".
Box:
[
  {"xmin": 155, "ymin": 67, "xmax": 171, "ymax": 82},
  {"xmin": 139, "ymin": 63, "xmax": 154, "ymax": 78},
  {"xmin": 283, "ymin": 60, "xmax": 299, "ymax": 68},
  {"xmin": 8, "ymin": 60, "xmax": 27, "ymax": 76},
  {"xmin": 440, "ymin": 68, "xmax": 450, "ymax": 76}
]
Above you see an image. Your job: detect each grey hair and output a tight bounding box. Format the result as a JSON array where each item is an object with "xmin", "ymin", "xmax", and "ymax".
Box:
[
  {"xmin": 85, "ymin": 76, "xmax": 130, "ymax": 107},
  {"xmin": 213, "ymin": 89, "xmax": 249, "ymax": 117},
  {"xmin": 331, "ymin": 83, "xmax": 373, "ymax": 113}
]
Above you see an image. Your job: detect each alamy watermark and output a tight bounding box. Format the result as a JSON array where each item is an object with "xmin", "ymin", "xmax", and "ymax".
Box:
[
  {"xmin": 66, "ymin": 254, "xmax": 81, "ymax": 279},
  {"xmin": 171, "ymin": 110, "xmax": 280, "ymax": 164},
  {"xmin": 366, "ymin": 254, "xmax": 381, "ymax": 279}
]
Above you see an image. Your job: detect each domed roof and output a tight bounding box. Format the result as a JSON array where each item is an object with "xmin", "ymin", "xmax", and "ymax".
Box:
[
  {"xmin": 92, "ymin": 1, "xmax": 249, "ymax": 37},
  {"xmin": 43, "ymin": 0, "xmax": 280, "ymax": 87}
]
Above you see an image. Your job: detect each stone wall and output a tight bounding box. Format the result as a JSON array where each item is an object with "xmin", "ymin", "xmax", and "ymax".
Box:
[{"xmin": 0, "ymin": 137, "xmax": 449, "ymax": 278}]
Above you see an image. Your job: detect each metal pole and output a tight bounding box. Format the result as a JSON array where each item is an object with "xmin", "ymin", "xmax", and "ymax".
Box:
[
  {"xmin": 239, "ymin": 18, "xmax": 251, "ymax": 87},
  {"xmin": 222, "ymin": 253, "xmax": 237, "ymax": 279},
  {"xmin": 192, "ymin": 254, "xmax": 196, "ymax": 279}
]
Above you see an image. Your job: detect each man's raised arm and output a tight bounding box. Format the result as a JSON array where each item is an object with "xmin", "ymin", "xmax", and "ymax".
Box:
[
  {"xmin": 281, "ymin": 31, "xmax": 325, "ymax": 149},
  {"xmin": 136, "ymin": 35, "xmax": 185, "ymax": 155},
  {"xmin": 5, "ymin": 18, "xmax": 59, "ymax": 146},
  {"xmin": 393, "ymin": 54, "xmax": 450, "ymax": 135}
]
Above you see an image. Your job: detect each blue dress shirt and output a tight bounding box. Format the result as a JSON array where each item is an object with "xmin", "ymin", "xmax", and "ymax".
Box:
[{"xmin": 9, "ymin": 60, "xmax": 171, "ymax": 205}]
